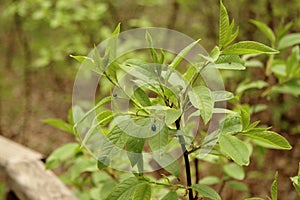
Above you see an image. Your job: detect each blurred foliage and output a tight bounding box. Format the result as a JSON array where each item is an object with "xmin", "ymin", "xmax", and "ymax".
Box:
[{"xmin": 0, "ymin": 0, "xmax": 300, "ymax": 199}]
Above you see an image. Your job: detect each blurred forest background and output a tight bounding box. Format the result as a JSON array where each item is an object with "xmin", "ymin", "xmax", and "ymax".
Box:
[{"xmin": 0, "ymin": 0, "xmax": 300, "ymax": 199}]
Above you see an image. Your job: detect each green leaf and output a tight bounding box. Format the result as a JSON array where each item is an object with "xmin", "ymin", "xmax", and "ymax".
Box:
[
  {"xmin": 96, "ymin": 110, "xmax": 113, "ymax": 126},
  {"xmin": 215, "ymin": 62, "xmax": 246, "ymax": 70},
  {"xmin": 220, "ymin": 114, "xmax": 242, "ymax": 134},
  {"xmin": 70, "ymin": 55, "xmax": 89, "ymax": 63},
  {"xmin": 219, "ymin": 0, "xmax": 230, "ymax": 48},
  {"xmin": 163, "ymin": 86, "xmax": 179, "ymax": 108},
  {"xmin": 145, "ymin": 31, "xmax": 159, "ymax": 63},
  {"xmin": 215, "ymin": 54, "xmax": 245, "ymax": 70},
  {"xmin": 250, "ymin": 20, "xmax": 276, "ymax": 44},
  {"xmin": 188, "ymin": 86, "xmax": 213, "ymax": 124},
  {"xmin": 105, "ymin": 177, "xmax": 142, "ymax": 200},
  {"xmin": 126, "ymin": 136, "xmax": 145, "ymax": 171},
  {"xmin": 132, "ymin": 182, "xmax": 151, "ymax": 200},
  {"xmin": 104, "ymin": 23, "xmax": 120, "ymax": 64},
  {"xmin": 149, "ymin": 126, "xmax": 169, "ymax": 151},
  {"xmin": 240, "ymin": 106, "xmax": 250, "ymax": 130},
  {"xmin": 46, "ymin": 143, "xmax": 80, "ymax": 169},
  {"xmin": 222, "ymin": 41, "xmax": 279, "ymax": 55},
  {"xmin": 271, "ymin": 80, "xmax": 300, "ymax": 97},
  {"xmin": 192, "ymin": 184, "xmax": 221, "ymax": 200},
  {"xmin": 169, "ymin": 39, "xmax": 200, "ymax": 70},
  {"xmin": 290, "ymin": 163, "xmax": 300, "ymax": 196},
  {"xmin": 120, "ymin": 63, "xmax": 158, "ymax": 82},
  {"xmin": 219, "ymin": 134, "xmax": 250, "ymax": 166},
  {"xmin": 271, "ymin": 172, "xmax": 278, "ymax": 200},
  {"xmin": 227, "ymin": 181, "xmax": 248, "ymax": 191},
  {"xmin": 183, "ymin": 65, "xmax": 197, "ymax": 83},
  {"xmin": 236, "ymin": 80, "xmax": 269, "ymax": 95},
  {"xmin": 212, "ymin": 90, "xmax": 234, "ymax": 102},
  {"xmin": 43, "ymin": 118, "xmax": 73, "ymax": 134},
  {"xmin": 224, "ymin": 163, "xmax": 245, "ymax": 180},
  {"xmin": 153, "ymin": 152, "xmax": 180, "ymax": 177},
  {"xmin": 210, "ymin": 46, "xmax": 221, "ymax": 61},
  {"xmin": 98, "ymin": 125, "xmax": 128, "ymax": 168},
  {"xmin": 165, "ymin": 109, "xmax": 181, "ymax": 125},
  {"xmin": 134, "ymin": 86, "xmax": 151, "ymax": 107},
  {"xmin": 243, "ymin": 130, "xmax": 292, "ymax": 150},
  {"xmin": 70, "ymin": 54, "xmax": 101, "ymax": 74},
  {"xmin": 68, "ymin": 157, "xmax": 97, "ymax": 180},
  {"xmin": 199, "ymin": 176, "xmax": 221, "ymax": 185},
  {"xmin": 278, "ymin": 33, "xmax": 300, "ymax": 50},
  {"xmin": 161, "ymin": 191, "xmax": 178, "ymax": 200},
  {"xmin": 74, "ymin": 96, "xmax": 112, "ymax": 127},
  {"xmin": 115, "ymin": 116, "xmax": 164, "ymax": 138}
]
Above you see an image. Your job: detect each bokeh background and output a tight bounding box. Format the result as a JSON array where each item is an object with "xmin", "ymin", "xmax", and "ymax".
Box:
[{"xmin": 0, "ymin": 0, "xmax": 300, "ymax": 199}]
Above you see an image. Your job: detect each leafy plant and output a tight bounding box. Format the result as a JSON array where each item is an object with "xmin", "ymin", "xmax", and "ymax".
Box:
[
  {"xmin": 45, "ymin": 1, "xmax": 292, "ymax": 199},
  {"xmin": 291, "ymin": 163, "xmax": 300, "ymax": 197}
]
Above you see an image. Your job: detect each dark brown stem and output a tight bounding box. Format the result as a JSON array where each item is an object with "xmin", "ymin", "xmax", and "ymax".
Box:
[
  {"xmin": 194, "ymin": 158, "xmax": 200, "ymax": 199},
  {"xmin": 175, "ymin": 118, "xmax": 193, "ymax": 200}
]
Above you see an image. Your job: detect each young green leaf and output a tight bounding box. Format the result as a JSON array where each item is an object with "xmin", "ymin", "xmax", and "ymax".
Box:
[
  {"xmin": 46, "ymin": 143, "xmax": 80, "ymax": 169},
  {"xmin": 290, "ymin": 163, "xmax": 300, "ymax": 196},
  {"xmin": 212, "ymin": 90, "xmax": 234, "ymax": 102},
  {"xmin": 227, "ymin": 181, "xmax": 248, "ymax": 191},
  {"xmin": 188, "ymin": 86, "xmax": 213, "ymax": 124},
  {"xmin": 219, "ymin": 134, "xmax": 250, "ymax": 166},
  {"xmin": 134, "ymin": 86, "xmax": 151, "ymax": 107},
  {"xmin": 220, "ymin": 114, "xmax": 243, "ymax": 134},
  {"xmin": 240, "ymin": 106, "xmax": 250, "ymax": 130},
  {"xmin": 153, "ymin": 152, "xmax": 180, "ymax": 177},
  {"xmin": 70, "ymin": 55, "xmax": 102, "ymax": 74},
  {"xmin": 70, "ymin": 55, "xmax": 89, "ymax": 63},
  {"xmin": 145, "ymin": 31, "xmax": 159, "ymax": 63},
  {"xmin": 105, "ymin": 177, "xmax": 142, "ymax": 200},
  {"xmin": 169, "ymin": 39, "xmax": 200, "ymax": 70},
  {"xmin": 96, "ymin": 110, "xmax": 113, "ymax": 126},
  {"xmin": 215, "ymin": 54, "xmax": 245, "ymax": 70},
  {"xmin": 219, "ymin": 0, "xmax": 230, "ymax": 48},
  {"xmin": 271, "ymin": 172, "xmax": 278, "ymax": 200},
  {"xmin": 126, "ymin": 136, "xmax": 145, "ymax": 171},
  {"xmin": 191, "ymin": 184, "xmax": 221, "ymax": 200},
  {"xmin": 43, "ymin": 118, "xmax": 73, "ymax": 134},
  {"xmin": 224, "ymin": 163, "xmax": 245, "ymax": 180},
  {"xmin": 149, "ymin": 126, "xmax": 169, "ymax": 151},
  {"xmin": 236, "ymin": 80, "xmax": 269, "ymax": 95},
  {"xmin": 132, "ymin": 182, "xmax": 151, "ymax": 200},
  {"xmin": 74, "ymin": 96, "xmax": 112, "ymax": 127},
  {"xmin": 278, "ymin": 33, "xmax": 300, "ymax": 50},
  {"xmin": 199, "ymin": 176, "xmax": 221, "ymax": 185},
  {"xmin": 161, "ymin": 191, "xmax": 178, "ymax": 200},
  {"xmin": 97, "ymin": 125, "xmax": 128, "ymax": 168},
  {"xmin": 250, "ymin": 20, "xmax": 276, "ymax": 44},
  {"xmin": 210, "ymin": 46, "xmax": 221, "ymax": 61},
  {"xmin": 222, "ymin": 41, "xmax": 278, "ymax": 55},
  {"xmin": 165, "ymin": 109, "xmax": 181, "ymax": 125},
  {"xmin": 243, "ymin": 130, "xmax": 292, "ymax": 150}
]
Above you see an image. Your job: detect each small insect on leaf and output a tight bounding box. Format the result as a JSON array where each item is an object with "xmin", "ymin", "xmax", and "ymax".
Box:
[
  {"xmin": 113, "ymin": 93, "xmax": 117, "ymax": 97},
  {"xmin": 151, "ymin": 124, "xmax": 156, "ymax": 132}
]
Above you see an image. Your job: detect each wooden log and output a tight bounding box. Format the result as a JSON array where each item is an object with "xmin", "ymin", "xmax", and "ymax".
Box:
[{"xmin": 0, "ymin": 136, "xmax": 77, "ymax": 200}]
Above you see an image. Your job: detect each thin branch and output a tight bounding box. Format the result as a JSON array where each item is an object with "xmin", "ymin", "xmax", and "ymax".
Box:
[
  {"xmin": 176, "ymin": 118, "xmax": 194, "ymax": 200},
  {"xmin": 194, "ymin": 158, "xmax": 200, "ymax": 199}
]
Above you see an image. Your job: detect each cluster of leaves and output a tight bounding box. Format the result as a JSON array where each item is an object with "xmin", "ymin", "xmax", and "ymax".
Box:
[{"xmin": 44, "ymin": 1, "xmax": 295, "ymax": 199}]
